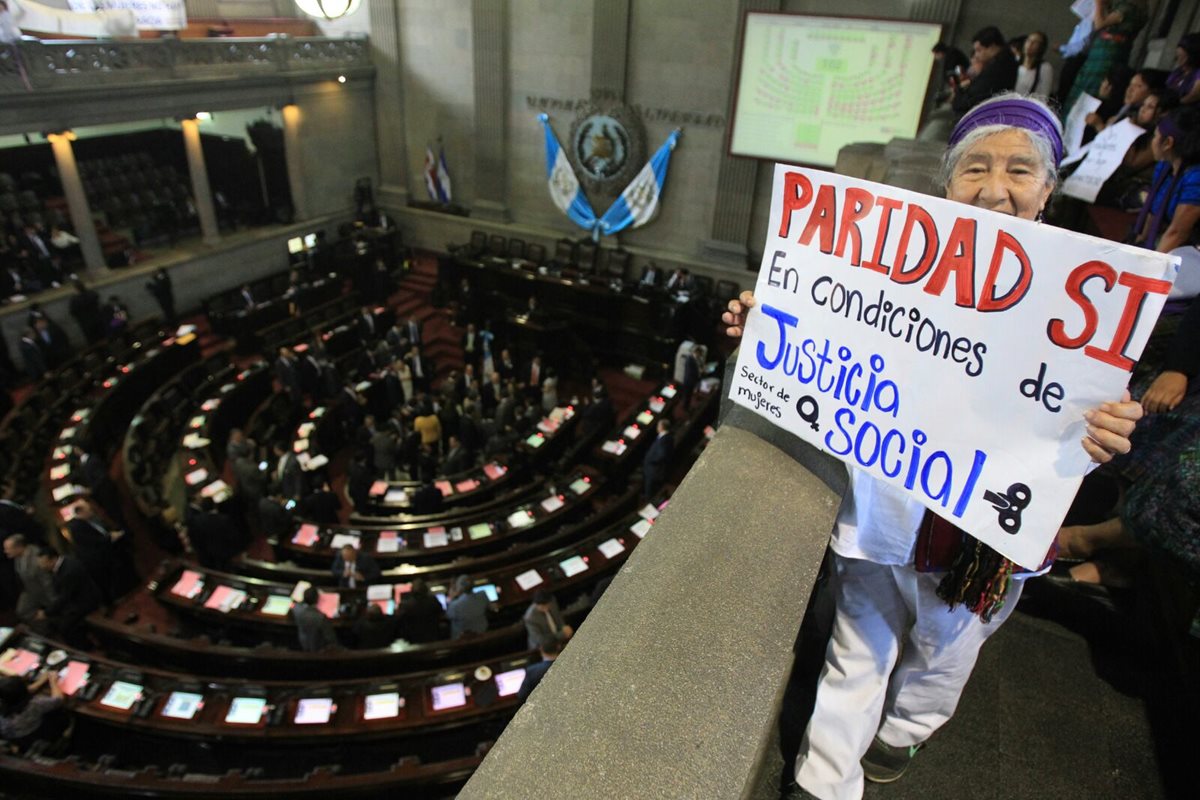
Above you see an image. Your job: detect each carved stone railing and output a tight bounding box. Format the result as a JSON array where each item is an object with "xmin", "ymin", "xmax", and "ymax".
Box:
[{"xmin": 0, "ymin": 35, "xmax": 371, "ymax": 93}]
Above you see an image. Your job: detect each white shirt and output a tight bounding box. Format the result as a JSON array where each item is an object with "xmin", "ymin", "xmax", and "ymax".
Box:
[
  {"xmin": 1015, "ymin": 63, "xmax": 1054, "ymax": 97},
  {"xmin": 831, "ymin": 468, "xmax": 926, "ymax": 566},
  {"xmin": 0, "ymin": 8, "xmax": 20, "ymax": 44}
]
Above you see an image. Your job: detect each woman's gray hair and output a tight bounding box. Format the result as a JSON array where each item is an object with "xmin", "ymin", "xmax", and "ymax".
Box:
[{"xmin": 939, "ymin": 123, "xmax": 1060, "ymax": 191}]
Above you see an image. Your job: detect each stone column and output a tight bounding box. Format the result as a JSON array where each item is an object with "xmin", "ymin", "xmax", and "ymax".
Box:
[
  {"xmin": 470, "ymin": 0, "xmax": 509, "ymax": 221},
  {"xmin": 590, "ymin": 0, "xmax": 630, "ymax": 103},
  {"xmin": 700, "ymin": 0, "xmax": 782, "ymax": 269},
  {"xmin": 369, "ymin": 0, "xmax": 410, "ymax": 209},
  {"xmin": 179, "ymin": 118, "xmax": 221, "ymax": 245},
  {"xmin": 47, "ymin": 132, "xmax": 105, "ymax": 272},
  {"xmin": 280, "ymin": 104, "xmax": 310, "ymax": 222}
]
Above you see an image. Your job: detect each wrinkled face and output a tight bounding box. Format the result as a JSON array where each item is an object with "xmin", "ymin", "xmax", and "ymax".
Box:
[
  {"xmin": 1136, "ymin": 95, "xmax": 1161, "ymax": 127},
  {"xmin": 1125, "ymin": 74, "xmax": 1150, "ymax": 106},
  {"xmin": 946, "ymin": 129, "xmax": 1054, "ymax": 221}
]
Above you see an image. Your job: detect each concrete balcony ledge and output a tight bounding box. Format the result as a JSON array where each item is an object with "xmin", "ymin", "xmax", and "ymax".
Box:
[
  {"xmin": 0, "ymin": 35, "xmax": 372, "ymax": 96},
  {"xmin": 459, "ymin": 379, "xmax": 847, "ymax": 799}
]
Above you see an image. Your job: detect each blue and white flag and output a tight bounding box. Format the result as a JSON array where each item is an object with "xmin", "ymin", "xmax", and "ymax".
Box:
[
  {"xmin": 598, "ymin": 129, "xmax": 680, "ymax": 236},
  {"xmin": 424, "ymin": 144, "xmax": 450, "ymax": 204},
  {"xmin": 538, "ymin": 114, "xmax": 598, "ymax": 232},
  {"xmin": 437, "ymin": 144, "xmax": 453, "ymax": 204}
]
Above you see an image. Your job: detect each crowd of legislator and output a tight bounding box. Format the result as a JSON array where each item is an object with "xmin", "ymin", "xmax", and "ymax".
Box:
[{"xmin": 926, "ymin": 11, "xmax": 1200, "ymax": 598}]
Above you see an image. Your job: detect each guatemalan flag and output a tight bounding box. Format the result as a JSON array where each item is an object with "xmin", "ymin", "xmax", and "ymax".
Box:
[
  {"xmin": 424, "ymin": 144, "xmax": 450, "ymax": 204},
  {"xmin": 437, "ymin": 144, "xmax": 453, "ymax": 203},
  {"xmin": 598, "ymin": 128, "xmax": 681, "ymax": 236},
  {"xmin": 538, "ymin": 114, "xmax": 598, "ymax": 231}
]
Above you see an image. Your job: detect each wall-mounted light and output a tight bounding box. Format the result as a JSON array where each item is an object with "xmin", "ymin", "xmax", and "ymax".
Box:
[
  {"xmin": 337, "ymin": 75, "xmax": 346, "ymax": 84},
  {"xmin": 195, "ymin": 111, "xmax": 213, "ymax": 121},
  {"xmin": 295, "ymin": 0, "xmax": 361, "ymax": 21}
]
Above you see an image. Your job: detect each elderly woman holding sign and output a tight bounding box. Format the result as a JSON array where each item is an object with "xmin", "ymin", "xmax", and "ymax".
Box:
[{"xmin": 723, "ymin": 94, "xmax": 1144, "ymax": 800}]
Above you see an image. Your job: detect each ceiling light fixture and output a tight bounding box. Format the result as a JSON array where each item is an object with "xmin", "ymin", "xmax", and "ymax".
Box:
[{"xmin": 295, "ymin": 0, "xmax": 361, "ymax": 21}]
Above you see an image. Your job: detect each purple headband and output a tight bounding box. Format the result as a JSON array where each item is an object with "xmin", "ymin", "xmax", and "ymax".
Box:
[{"xmin": 948, "ymin": 98, "xmax": 1065, "ymax": 165}]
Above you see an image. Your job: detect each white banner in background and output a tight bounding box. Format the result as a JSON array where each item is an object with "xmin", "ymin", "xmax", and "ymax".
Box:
[{"xmin": 69, "ymin": 0, "xmax": 186, "ymax": 31}]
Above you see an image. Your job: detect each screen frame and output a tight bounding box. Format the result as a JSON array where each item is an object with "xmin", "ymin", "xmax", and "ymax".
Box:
[
  {"xmin": 294, "ymin": 697, "xmax": 336, "ymax": 725},
  {"xmin": 726, "ymin": 10, "xmax": 942, "ymax": 167},
  {"xmin": 161, "ymin": 690, "xmax": 205, "ymax": 720},
  {"xmin": 224, "ymin": 696, "xmax": 268, "ymax": 725}
]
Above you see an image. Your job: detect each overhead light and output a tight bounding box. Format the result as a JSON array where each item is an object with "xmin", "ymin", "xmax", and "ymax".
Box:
[
  {"xmin": 295, "ymin": 0, "xmax": 361, "ymax": 20},
  {"xmin": 337, "ymin": 75, "xmax": 346, "ymax": 84}
]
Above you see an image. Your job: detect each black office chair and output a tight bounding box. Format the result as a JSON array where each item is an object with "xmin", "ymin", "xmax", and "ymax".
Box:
[
  {"xmin": 508, "ymin": 238, "xmax": 527, "ymax": 260},
  {"xmin": 527, "ymin": 243, "xmax": 547, "ymax": 265},
  {"xmin": 489, "ymin": 234, "xmax": 508, "ymax": 257}
]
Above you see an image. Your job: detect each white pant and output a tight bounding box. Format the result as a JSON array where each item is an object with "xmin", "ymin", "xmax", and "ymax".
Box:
[{"xmin": 795, "ymin": 553, "xmax": 1024, "ymax": 800}]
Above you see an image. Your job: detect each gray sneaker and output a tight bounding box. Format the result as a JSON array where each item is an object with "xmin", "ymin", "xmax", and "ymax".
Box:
[{"xmin": 861, "ymin": 736, "xmax": 923, "ymax": 783}]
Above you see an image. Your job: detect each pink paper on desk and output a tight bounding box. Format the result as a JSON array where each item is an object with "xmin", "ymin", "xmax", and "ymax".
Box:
[
  {"xmin": 57, "ymin": 661, "xmax": 90, "ymax": 696},
  {"xmin": 316, "ymin": 591, "xmax": 340, "ymax": 618},
  {"xmin": 171, "ymin": 570, "xmax": 205, "ymax": 599},
  {"xmin": 435, "ymin": 480, "xmax": 453, "ymax": 497},
  {"xmin": 0, "ymin": 648, "xmax": 41, "ymax": 677},
  {"xmin": 369, "ymin": 481, "xmax": 388, "ymax": 497},
  {"xmin": 394, "ymin": 583, "xmax": 413, "ymax": 601},
  {"xmin": 483, "ymin": 462, "xmax": 507, "ymax": 480},
  {"xmin": 292, "ymin": 524, "xmax": 320, "ymax": 547},
  {"xmin": 455, "ymin": 479, "xmax": 480, "ymax": 492}
]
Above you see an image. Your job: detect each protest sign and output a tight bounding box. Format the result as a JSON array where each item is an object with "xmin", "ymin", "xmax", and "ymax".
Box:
[
  {"xmin": 728, "ymin": 165, "xmax": 1178, "ymax": 569},
  {"xmin": 1063, "ymin": 93, "xmax": 1102, "ymax": 156},
  {"xmin": 1061, "ymin": 119, "xmax": 1146, "ymax": 203}
]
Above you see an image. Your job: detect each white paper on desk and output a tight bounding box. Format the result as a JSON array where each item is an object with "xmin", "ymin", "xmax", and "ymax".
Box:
[
  {"xmin": 507, "ymin": 509, "xmax": 535, "ymax": 528},
  {"xmin": 423, "ymin": 530, "xmax": 449, "ymax": 548},
  {"xmin": 384, "ymin": 489, "xmax": 409, "ymax": 504},
  {"xmin": 541, "ymin": 495, "xmax": 565, "ymax": 513},
  {"xmin": 51, "ymin": 484, "xmax": 83, "ymax": 502},
  {"xmin": 623, "ymin": 425, "xmax": 641, "ymax": 440},
  {"xmin": 304, "ymin": 454, "xmax": 329, "ymax": 471},
  {"xmin": 59, "ymin": 427, "xmax": 77, "ymax": 440},
  {"xmin": 367, "ymin": 584, "xmax": 392, "ymax": 601},
  {"xmin": 376, "ymin": 532, "xmax": 400, "ymax": 553},
  {"xmin": 515, "ymin": 569, "xmax": 543, "ymax": 591},
  {"xmin": 49, "ymin": 464, "xmax": 70, "ymax": 481},
  {"xmin": 355, "ymin": 381, "xmax": 372, "ymax": 392},
  {"xmin": 298, "ymin": 422, "xmax": 315, "ymax": 438},
  {"xmin": 648, "ymin": 398, "xmax": 665, "ymax": 413},
  {"xmin": 630, "ymin": 518, "xmax": 652, "ymax": 539},
  {"xmin": 200, "ymin": 480, "xmax": 229, "ymax": 499},
  {"xmin": 638, "ymin": 503, "xmax": 660, "ymax": 521},
  {"xmin": 330, "ymin": 533, "xmax": 361, "ymax": 550},
  {"xmin": 293, "ymin": 438, "xmax": 309, "ymax": 453},
  {"xmin": 183, "ymin": 434, "xmax": 211, "ymax": 449},
  {"xmin": 598, "ymin": 538, "xmax": 626, "ymax": 559},
  {"xmin": 295, "ymin": 452, "xmax": 311, "ymax": 469},
  {"xmin": 184, "ymin": 468, "xmax": 209, "ymax": 486}
]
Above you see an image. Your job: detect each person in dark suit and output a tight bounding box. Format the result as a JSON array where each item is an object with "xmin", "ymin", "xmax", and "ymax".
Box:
[
  {"xmin": 480, "ymin": 372, "xmax": 501, "ymax": 415},
  {"xmin": 404, "ymin": 347, "xmax": 432, "ymax": 394},
  {"xmin": 65, "ymin": 503, "xmax": 130, "ymax": 602},
  {"xmin": 291, "ymin": 587, "xmax": 339, "ymax": 652},
  {"xmin": 68, "ymin": 278, "xmax": 104, "ymax": 341},
  {"xmin": 33, "ymin": 318, "xmax": 69, "ymax": 369},
  {"xmin": 0, "ymin": 494, "xmax": 45, "ymax": 544},
  {"xmin": 145, "ymin": 268, "xmax": 176, "ymax": 324},
  {"xmin": 642, "ymin": 418, "xmax": 675, "ymax": 498},
  {"xmin": 17, "ymin": 328, "xmax": 46, "ymax": 380},
  {"xmin": 356, "ymin": 305, "xmax": 378, "ymax": 342},
  {"xmin": 272, "ymin": 441, "xmax": 305, "ymax": 501},
  {"xmin": 952, "ymin": 26, "xmax": 1018, "ymax": 117},
  {"xmin": 331, "ymin": 544, "xmax": 382, "ymax": 588},
  {"xmin": 638, "ymin": 262, "xmax": 662, "ymax": 288},
  {"xmin": 396, "ymin": 579, "xmax": 444, "ymax": 643},
  {"xmin": 239, "ymin": 283, "xmax": 256, "ymax": 310},
  {"xmin": 274, "ymin": 347, "xmax": 303, "ymax": 416},
  {"xmin": 300, "ymin": 482, "xmax": 341, "ymax": 525},
  {"xmin": 185, "ymin": 497, "xmax": 243, "ymax": 571},
  {"xmin": 579, "ymin": 385, "xmax": 616, "ymax": 439},
  {"xmin": 461, "ymin": 323, "xmax": 480, "ymax": 366},
  {"xmin": 441, "ymin": 434, "xmax": 472, "ymax": 474},
  {"xmin": 352, "ymin": 604, "xmax": 396, "ymax": 649},
  {"xmin": 412, "ymin": 481, "xmax": 444, "ymax": 515},
  {"xmin": 680, "ymin": 344, "xmax": 702, "ymax": 408},
  {"xmin": 35, "ymin": 547, "xmax": 102, "ymax": 646},
  {"xmin": 257, "ymin": 495, "xmax": 294, "ymax": 540},
  {"xmin": 385, "ymin": 321, "xmax": 409, "ymax": 356},
  {"xmin": 497, "ymin": 349, "xmax": 517, "ymax": 382},
  {"xmin": 517, "ymin": 638, "xmax": 562, "ymax": 703},
  {"xmin": 523, "ymin": 590, "xmax": 573, "ymax": 650}
]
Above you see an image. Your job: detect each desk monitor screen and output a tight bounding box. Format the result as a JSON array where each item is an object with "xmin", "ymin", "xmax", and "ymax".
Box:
[
  {"xmin": 568, "ymin": 477, "xmax": 591, "ymax": 495},
  {"xmin": 430, "ymin": 682, "xmax": 467, "ymax": 712},
  {"xmin": 260, "ymin": 595, "xmax": 293, "ymax": 616},
  {"xmin": 363, "ymin": 691, "xmax": 402, "ymax": 720},
  {"xmin": 171, "ymin": 569, "xmax": 205, "ymax": 599},
  {"xmin": 294, "ymin": 697, "xmax": 335, "ymax": 725},
  {"xmin": 225, "ymin": 697, "xmax": 267, "ymax": 725},
  {"xmin": 730, "ymin": 13, "xmax": 941, "ymax": 167},
  {"xmin": 467, "ymin": 523, "xmax": 492, "ymax": 540},
  {"xmin": 100, "ymin": 681, "xmax": 143, "ymax": 711},
  {"xmin": 494, "ymin": 668, "xmax": 526, "ymax": 698},
  {"xmin": 162, "ymin": 691, "xmax": 204, "ymax": 720},
  {"xmin": 0, "ymin": 648, "xmax": 41, "ymax": 677},
  {"xmin": 559, "ymin": 555, "xmax": 588, "ymax": 578},
  {"xmin": 56, "ymin": 661, "xmax": 90, "ymax": 696},
  {"xmin": 304, "ymin": 233, "xmax": 317, "ymax": 248},
  {"xmin": 476, "ymin": 583, "xmax": 499, "ymax": 602},
  {"xmin": 525, "ymin": 433, "xmax": 545, "ymax": 448},
  {"xmin": 287, "ymin": 236, "xmax": 304, "ymax": 254}
]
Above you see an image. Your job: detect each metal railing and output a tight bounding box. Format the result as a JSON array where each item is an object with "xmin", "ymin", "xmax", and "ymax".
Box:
[{"xmin": 0, "ymin": 35, "xmax": 370, "ymax": 93}]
